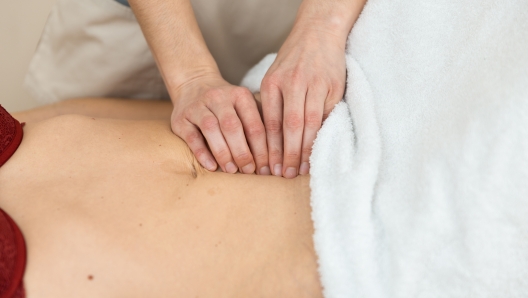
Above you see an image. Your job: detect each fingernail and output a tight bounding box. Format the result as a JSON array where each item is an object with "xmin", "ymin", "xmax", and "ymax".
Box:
[
  {"xmin": 284, "ymin": 167, "xmax": 297, "ymax": 179},
  {"xmin": 259, "ymin": 166, "xmax": 271, "ymax": 175},
  {"xmin": 225, "ymin": 162, "xmax": 238, "ymax": 174},
  {"xmin": 273, "ymin": 164, "xmax": 282, "ymax": 176},
  {"xmin": 242, "ymin": 163, "xmax": 255, "ymax": 174},
  {"xmin": 204, "ymin": 159, "xmax": 216, "ymax": 171},
  {"xmin": 299, "ymin": 162, "xmax": 310, "ymax": 175}
]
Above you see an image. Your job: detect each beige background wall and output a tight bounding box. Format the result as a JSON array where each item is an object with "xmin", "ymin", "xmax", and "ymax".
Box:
[{"xmin": 1, "ymin": 0, "xmax": 57, "ymax": 112}]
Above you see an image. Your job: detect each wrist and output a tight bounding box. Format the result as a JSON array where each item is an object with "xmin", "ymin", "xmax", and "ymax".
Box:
[
  {"xmin": 165, "ymin": 65, "xmax": 227, "ymax": 104},
  {"xmin": 163, "ymin": 59, "xmax": 222, "ymax": 94},
  {"xmin": 293, "ymin": 0, "xmax": 366, "ymax": 44}
]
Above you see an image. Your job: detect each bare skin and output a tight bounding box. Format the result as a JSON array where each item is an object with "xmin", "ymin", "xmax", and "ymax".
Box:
[
  {"xmin": 1, "ymin": 100, "xmax": 321, "ymax": 298},
  {"xmin": 128, "ymin": 0, "xmax": 366, "ymax": 178}
]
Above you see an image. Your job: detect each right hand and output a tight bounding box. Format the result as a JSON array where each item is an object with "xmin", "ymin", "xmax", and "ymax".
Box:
[{"xmin": 170, "ymin": 74, "xmax": 270, "ymax": 175}]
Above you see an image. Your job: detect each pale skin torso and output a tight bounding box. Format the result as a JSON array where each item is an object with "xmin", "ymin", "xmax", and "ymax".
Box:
[{"xmin": 0, "ymin": 101, "xmax": 322, "ymax": 297}]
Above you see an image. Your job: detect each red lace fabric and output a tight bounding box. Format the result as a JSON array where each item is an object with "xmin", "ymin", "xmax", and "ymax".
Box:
[
  {"xmin": 0, "ymin": 210, "xmax": 26, "ymax": 298},
  {"xmin": 0, "ymin": 105, "xmax": 23, "ymax": 167},
  {"xmin": 0, "ymin": 105, "xmax": 26, "ymax": 298}
]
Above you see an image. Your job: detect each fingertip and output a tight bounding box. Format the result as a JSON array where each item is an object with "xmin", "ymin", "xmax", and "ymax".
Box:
[
  {"xmin": 225, "ymin": 162, "xmax": 238, "ymax": 174},
  {"xmin": 204, "ymin": 159, "xmax": 217, "ymax": 172},
  {"xmin": 284, "ymin": 167, "xmax": 298, "ymax": 179},
  {"xmin": 241, "ymin": 163, "xmax": 256, "ymax": 174},
  {"xmin": 299, "ymin": 162, "xmax": 310, "ymax": 175},
  {"xmin": 273, "ymin": 163, "xmax": 283, "ymax": 177},
  {"xmin": 259, "ymin": 166, "xmax": 271, "ymax": 175}
]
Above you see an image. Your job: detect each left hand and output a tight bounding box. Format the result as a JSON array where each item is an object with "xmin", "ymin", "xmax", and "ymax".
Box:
[{"xmin": 260, "ymin": 25, "xmax": 347, "ymax": 178}]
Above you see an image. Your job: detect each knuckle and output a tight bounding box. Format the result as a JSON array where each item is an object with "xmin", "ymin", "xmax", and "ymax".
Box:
[
  {"xmin": 333, "ymin": 77, "xmax": 345, "ymax": 88},
  {"xmin": 265, "ymin": 119, "xmax": 282, "ymax": 134},
  {"xmin": 268, "ymin": 148, "xmax": 282, "ymax": 159},
  {"xmin": 290, "ymin": 67, "xmax": 305, "ymax": 83},
  {"xmin": 183, "ymin": 103, "xmax": 202, "ymax": 118},
  {"xmin": 220, "ymin": 115, "xmax": 242, "ymax": 132},
  {"xmin": 260, "ymin": 73, "xmax": 282, "ymax": 92},
  {"xmin": 302, "ymin": 146, "xmax": 313, "ymax": 157},
  {"xmin": 181, "ymin": 107, "xmax": 193, "ymax": 119},
  {"xmin": 171, "ymin": 119, "xmax": 184, "ymax": 133},
  {"xmin": 231, "ymin": 87, "xmax": 252, "ymax": 100},
  {"xmin": 200, "ymin": 116, "xmax": 219, "ymax": 132},
  {"xmin": 183, "ymin": 130, "xmax": 202, "ymax": 145},
  {"xmin": 330, "ymin": 79, "xmax": 345, "ymax": 95},
  {"xmin": 213, "ymin": 147, "xmax": 231, "ymax": 162},
  {"xmin": 310, "ymin": 76, "xmax": 325, "ymax": 87},
  {"xmin": 304, "ymin": 110, "xmax": 322, "ymax": 129},
  {"xmin": 193, "ymin": 147, "xmax": 209, "ymax": 160},
  {"xmin": 284, "ymin": 150, "xmax": 301, "ymax": 161},
  {"xmin": 245, "ymin": 122, "xmax": 265, "ymax": 138},
  {"xmin": 233, "ymin": 151, "xmax": 252, "ymax": 163},
  {"xmin": 262, "ymin": 74, "xmax": 281, "ymax": 90},
  {"xmin": 204, "ymin": 88, "xmax": 224, "ymax": 101},
  {"xmin": 284, "ymin": 113, "xmax": 303, "ymax": 130},
  {"xmin": 260, "ymin": 78, "xmax": 271, "ymax": 91},
  {"xmin": 252, "ymin": 151, "xmax": 268, "ymax": 162}
]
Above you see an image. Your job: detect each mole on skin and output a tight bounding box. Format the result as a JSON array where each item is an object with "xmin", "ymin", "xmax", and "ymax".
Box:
[{"xmin": 88, "ymin": 275, "xmax": 94, "ymax": 281}]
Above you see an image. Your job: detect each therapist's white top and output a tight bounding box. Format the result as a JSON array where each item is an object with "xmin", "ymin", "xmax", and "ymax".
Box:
[
  {"xmin": 25, "ymin": 0, "xmax": 301, "ymax": 103},
  {"xmin": 193, "ymin": 0, "xmax": 301, "ymax": 84}
]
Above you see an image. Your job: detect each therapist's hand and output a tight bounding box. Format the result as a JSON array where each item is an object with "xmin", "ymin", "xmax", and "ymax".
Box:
[
  {"xmin": 261, "ymin": 24, "xmax": 346, "ymax": 179},
  {"xmin": 171, "ymin": 73, "xmax": 269, "ymax": 175},
  {"xmin": 260, "ymin": 0, "xmax": 366, "ymax": 179},
  {"xmin": 129, "ymin": 0, "xmax": 269, "ymax": 175}
]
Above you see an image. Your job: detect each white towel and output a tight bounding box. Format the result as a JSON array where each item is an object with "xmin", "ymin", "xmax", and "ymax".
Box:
[{"xmin": 241, "ymin": 0, "xmax": 528, "ymax": 297}]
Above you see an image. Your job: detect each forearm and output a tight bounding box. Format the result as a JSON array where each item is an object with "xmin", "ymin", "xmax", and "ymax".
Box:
[
  {"xmin": 12, "ymin": 98, "xmax": 173, "ymax": 123},
  {"xmin": 128, "ymin": 0, "xmax": 220, "ymax": 93},
  {"xmin": 293, "ymin": 0, "xmax": 367, "ymax": 48}
]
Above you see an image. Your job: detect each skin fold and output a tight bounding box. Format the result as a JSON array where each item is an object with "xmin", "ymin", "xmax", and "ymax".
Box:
[{"xmin": 1, "ymin": 99, "xmax": 322, "ymax": 298}]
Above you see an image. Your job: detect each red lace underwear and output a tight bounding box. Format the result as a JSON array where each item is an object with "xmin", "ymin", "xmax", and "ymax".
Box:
[
  {"xmin": 0, "ymin": 105, "xmax": 26, "ymax": 298},
  {"xmin": 0, "ymin": 105, "xmax": 23, "ymax": 167}
]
